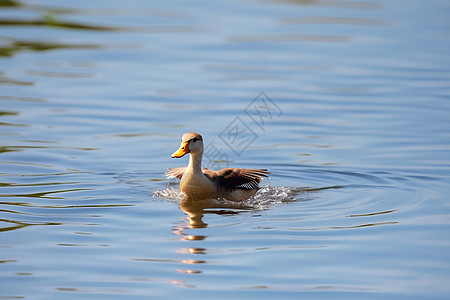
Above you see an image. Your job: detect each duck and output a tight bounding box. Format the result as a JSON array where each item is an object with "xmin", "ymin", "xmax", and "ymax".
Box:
[{"xmin": 165, "ymin": 132, "xmax": 270, "ymax": 201}]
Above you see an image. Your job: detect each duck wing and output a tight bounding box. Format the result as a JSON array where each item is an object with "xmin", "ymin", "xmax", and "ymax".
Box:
[
  {"xmin": 165, "ymin": 167, "xmax": 211, "ymax": 180},
  {"xmin": 203, "ymin": 168, "xmax": 270, "ymax": 190},
  {"xmin": 165, "ymin": 167, "xmax": 186, "ymax": 180}
]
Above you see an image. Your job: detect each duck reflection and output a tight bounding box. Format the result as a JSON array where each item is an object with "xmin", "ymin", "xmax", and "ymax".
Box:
[
  {"xmin": 170, "ymin": 197, "xmax": 252, "ymax": 276},
  {"xmin": 179, "ymin": 198, "xmax": 251, "ymax": 229},
  {"xmin": 172, "ymin": 197, "xmax": 252, "ymax": 241},
  {"xmin": 167, "ymin": 183, "xmax": 301, "ymax": 279}
]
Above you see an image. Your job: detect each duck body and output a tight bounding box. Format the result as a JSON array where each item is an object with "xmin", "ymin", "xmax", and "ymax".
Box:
[
  {"xmin": 179, "ymin": 153, "xmax": 216, "ymax": 199},
  {"xmin": 166, "ymin": 132, "xmax": 270, "ymax": 201}
]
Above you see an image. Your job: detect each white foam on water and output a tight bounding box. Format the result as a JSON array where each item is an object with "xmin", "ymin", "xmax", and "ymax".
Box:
[
  {"xmin": 152, "ymin": 187, "xmax": 185, "ymax": 201},
  {"xmin": 153, "ymin": 184, "xmax": 296, "ymax": 209},
  {"xmin": 249, "ymin": 185, "xmax": 295, "ymax": 206}
]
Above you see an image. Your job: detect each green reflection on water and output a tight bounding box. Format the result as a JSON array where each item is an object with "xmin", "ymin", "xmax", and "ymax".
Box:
[
  {"xmin": 0, "ymin": 188, "xmax": 94, "ymax": 199},
  {"xmin": 0, "ymin": 14, "xmax": 122, "ymax": 31},
  {"xmin": 0, "ymin": 181, "xmax": 80, "ymax": 187},
  {"xmin": 0, "ymin": 145, "xmax": 99, "ymax": 154},
  {"xmin": 0, "ymin": 0, "xmax": 20, "ymax": 7},
  {"xmin": 0, "ymin": 110, "xmax": 18, "ymax": 117},
  {"xmin": 0, "ymin": 218, "xmax": 61, "ymax": 232},
  {"xmin": 0, "ymin": 201, "xmax": 134, "ymax": 209},
  {"xmin": 0, "ymin": 122, "xmax": 28, "ymax": 127},
  {"xmin": 0, "ymin": 72, "xmax": 33, "ymax": 85},
  {"xmin": 0, "ymin": 39, "xmax": 101, "ymax": 57},
  {"xmin": 0, "ymin": 96, "xmax": 46, "ymax": 103}
]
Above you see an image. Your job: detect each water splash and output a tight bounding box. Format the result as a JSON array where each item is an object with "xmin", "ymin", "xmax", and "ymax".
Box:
[
  {"xmin": 250, "ymin": 185, "xmax": 295, "ymax": 206},
  {"xmin": 152, "ymin": 187, "xmax": 185, "ymax": 201},
  {"xmin": 153, "ymin": 185, "xmax": 296, "ymax": 208}
]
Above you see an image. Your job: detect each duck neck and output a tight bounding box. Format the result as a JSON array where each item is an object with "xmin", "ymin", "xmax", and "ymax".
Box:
[{"xmin": 187, "ymin": 152, "xmax": 203, "ymax": 174}]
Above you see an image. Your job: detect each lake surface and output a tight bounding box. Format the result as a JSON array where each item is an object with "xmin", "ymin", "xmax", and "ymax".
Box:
[{"xmin": 1, "ymin": 0, "xmax": 450, "ymax": 299}]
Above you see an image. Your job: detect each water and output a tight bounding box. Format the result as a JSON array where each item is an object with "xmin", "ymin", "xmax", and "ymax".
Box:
[{"xmin": 1, "ymin": 0, "xmax": 450, "ymax": 299}]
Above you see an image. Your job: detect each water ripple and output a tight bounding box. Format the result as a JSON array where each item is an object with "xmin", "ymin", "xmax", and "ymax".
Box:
[{"xmin": 1, "ymin": 0, "xmax": 449, "ymax": 298}]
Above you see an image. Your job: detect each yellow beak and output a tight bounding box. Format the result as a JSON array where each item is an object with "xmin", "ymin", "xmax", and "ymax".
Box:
[{"xmin": 171, "ymin": 141, "xmax": 190, "ymax": 158}]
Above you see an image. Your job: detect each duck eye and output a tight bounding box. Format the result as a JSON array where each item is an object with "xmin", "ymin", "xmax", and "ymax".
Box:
[{"xmin": 192, "ymin": 138, "xmax": 197, "ymax": 142}]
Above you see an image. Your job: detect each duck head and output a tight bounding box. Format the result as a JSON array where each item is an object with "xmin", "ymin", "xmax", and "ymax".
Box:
[{"xmin": 171, "ymin": 132, "xmax": 204, "ymax": 158}]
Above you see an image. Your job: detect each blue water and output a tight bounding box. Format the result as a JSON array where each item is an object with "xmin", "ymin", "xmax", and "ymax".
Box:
[{"xmin": 1, "ymin": 0, "xmax": 450, "ymax": 299}]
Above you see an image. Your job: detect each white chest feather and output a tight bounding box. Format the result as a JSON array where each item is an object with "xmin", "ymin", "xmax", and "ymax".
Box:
[{"xmin": 180, "ymin": 169, "xmax": 216, "ymax": 199}]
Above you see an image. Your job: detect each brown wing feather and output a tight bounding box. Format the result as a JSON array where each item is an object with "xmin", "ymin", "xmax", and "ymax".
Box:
[
  {"xmin": 166, "ymin": 167, "xmax": 270, "ymax": 190},
  {"xmin": 206, "ymin": 168, "xmax": 270, "ymax": 190}
]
